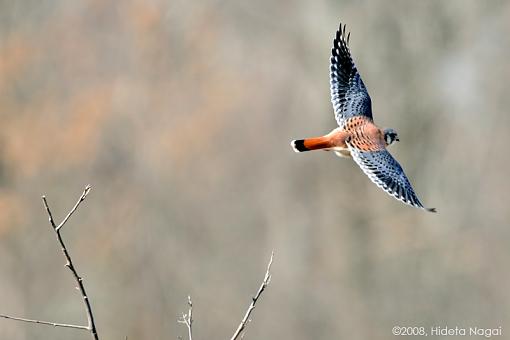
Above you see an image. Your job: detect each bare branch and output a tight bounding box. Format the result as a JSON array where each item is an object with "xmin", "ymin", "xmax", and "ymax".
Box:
[
  {"xmin": 230, "ymin": 251, "xmax": 274, "ymax": 340},
  {"xmin": 0, "ymin": 185, "xmax": 99, "ymax": 340},
  {"xmin": 42, "ymin": 185, "xmax": 99, "ymax": 340},
  {"xmin": 3, "ymin": 185, "xmax": 274, "ymax": 340},
  {"xmin": 0, "ymin": 314, "xmax": 89, "ymax": 331},
  {"xmin": 178, "ymin": 296, "xmax": 193, "ymax": 340}
]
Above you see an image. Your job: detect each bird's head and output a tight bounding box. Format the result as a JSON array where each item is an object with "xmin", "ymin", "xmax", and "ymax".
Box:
[{"xmin": 383, "ymin": 128, "xmax": 399, "ymax": 146}]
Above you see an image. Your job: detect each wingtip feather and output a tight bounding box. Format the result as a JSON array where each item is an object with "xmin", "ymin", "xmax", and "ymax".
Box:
[{"xmin": 336, "ymin": 22, "xmax": 350, "ymax": 44}]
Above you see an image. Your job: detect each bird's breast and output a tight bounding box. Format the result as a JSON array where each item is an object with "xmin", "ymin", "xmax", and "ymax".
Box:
[{"xmin": 345, "ymin": 122, "xmax": 385, "ymax": 152}]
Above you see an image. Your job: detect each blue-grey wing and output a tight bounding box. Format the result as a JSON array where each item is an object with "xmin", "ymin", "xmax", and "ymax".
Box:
[
  {"xmin": 330, "ymin": 23, "xmax": 373, "ymax": 128},
  {"xmin": 348, "ymin": 146, "xmax": 436, "ymax": 212}
]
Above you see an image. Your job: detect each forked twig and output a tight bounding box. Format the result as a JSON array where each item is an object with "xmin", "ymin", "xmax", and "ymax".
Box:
[
  {"xmin": 178, "ymin": 296, "xmax": 193, "ymax": 340},
  {"xmin": 0, "ymin": 185, "xmax": 99, "ymax": 340},
  {"xmin": 230, "ymin": 251, "xmax": 274, "ymax": 340}
]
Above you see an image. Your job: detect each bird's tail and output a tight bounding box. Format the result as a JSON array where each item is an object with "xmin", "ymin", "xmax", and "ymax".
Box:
[{"xmin": 291, "ymin": 136, "xmax": 333, "ymax": 152}]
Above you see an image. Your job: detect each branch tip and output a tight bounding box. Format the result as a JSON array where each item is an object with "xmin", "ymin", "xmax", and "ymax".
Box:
[
  {"xmin": 83, "ymin": 185, "xmax": 92, "ymax": 197},
  {"xmin": 229, "ymin": 251, "xmax": 275, "ymax": 340}
]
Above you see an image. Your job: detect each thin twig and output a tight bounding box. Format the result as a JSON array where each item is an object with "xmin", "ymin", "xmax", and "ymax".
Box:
[
  {"xmin": 0, "ymin": 185, "xmax": 98, "ymax": 340},
  {"xmin": 0, "ymin": 314, "xmax": 89, "ymax": 330},
  {"xmin": 230, "ymin": 251, "xmax": 274, "ymax": 340},
  {"xmin": 56, "ymin": 184, "xmax": 92, "ymax": 231},
  {"xmin": 178, "ymin": 296, "xmax": 193, "ymax": 340}
]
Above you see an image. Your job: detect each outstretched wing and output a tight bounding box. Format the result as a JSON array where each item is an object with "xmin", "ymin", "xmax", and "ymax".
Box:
[
  {"xmin": 330, "ymin": 23, "xmax": 373, "ymax": 128},
  {"xmin": 347, "ymin": 145, "xmax": 436, "ymax": 212}
]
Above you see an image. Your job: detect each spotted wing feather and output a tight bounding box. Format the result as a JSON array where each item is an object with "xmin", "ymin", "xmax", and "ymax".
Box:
[
  {"xmin": 330, "ymin": 23, "xmax": 373, "ymax": 128},
  {"xmin": 348, "ymin": 146, "xmax": 436, "ymax": 212}
]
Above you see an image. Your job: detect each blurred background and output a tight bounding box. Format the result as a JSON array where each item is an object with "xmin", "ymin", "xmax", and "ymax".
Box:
[{"xmin": 1, "ymin": 0, "xmax": 509, "ymax": 339}]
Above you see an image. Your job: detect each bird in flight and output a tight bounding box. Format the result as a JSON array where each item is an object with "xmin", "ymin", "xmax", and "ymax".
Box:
[{"xmin": 291, "ymin": 23, "xmax": 436, "ymax": 212}]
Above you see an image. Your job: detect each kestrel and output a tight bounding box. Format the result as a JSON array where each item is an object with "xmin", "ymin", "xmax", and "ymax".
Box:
[{"xmin": 291, "ymin": 23, "xmax": 436, "ymax": 212}]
